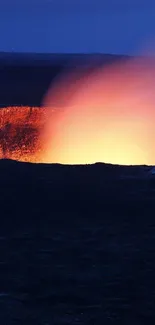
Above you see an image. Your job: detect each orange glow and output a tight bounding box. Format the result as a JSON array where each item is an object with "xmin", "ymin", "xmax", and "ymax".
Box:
[
  {"xmin": 0, "ymin": 106, "xmax": 49, "ymax": 162},
  {"xmin": 42, "ymin": 57, "xmax": 155, "ymax": 165},
  {"xmin": 1, "ymin": 57, "xmax": 155, "ymax": 166}
]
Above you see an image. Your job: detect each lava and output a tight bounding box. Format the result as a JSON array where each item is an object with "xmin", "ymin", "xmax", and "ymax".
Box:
[
  {"xmin": 0, "ymin": 106, "xmax": 49, "ymax": 162},
  {"xmin": 42, "ymin": 57, "xmax": 155, "ymax": 165}
]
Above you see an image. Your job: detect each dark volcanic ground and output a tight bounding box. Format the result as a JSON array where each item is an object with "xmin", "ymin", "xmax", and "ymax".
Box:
[{"xmin": 1, "ymin": 159, "xmax": 155, "ymax": 324}]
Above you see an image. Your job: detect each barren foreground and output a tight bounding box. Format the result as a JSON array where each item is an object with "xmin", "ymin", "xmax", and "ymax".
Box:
[{"xmin": 0, "ymin": 160, "xmax": 155, "ymax": 324}]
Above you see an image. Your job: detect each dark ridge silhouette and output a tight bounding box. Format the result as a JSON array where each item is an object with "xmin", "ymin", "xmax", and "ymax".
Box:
[
  {"xmin": 0, "ymin": 158, "xmax": 154, "ymax": 209},
  {"xmin": 0, "ymin": 158, "xmax": 152, "ymax": 179}
]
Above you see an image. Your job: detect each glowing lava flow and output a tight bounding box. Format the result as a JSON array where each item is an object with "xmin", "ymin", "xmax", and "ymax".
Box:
[
  {"xmin": 0, "ymin": 106, "xmax": 49, "ymax": 162},
  {"xmin": 42, "ymin": 57, "xmax": 155, "ymax": 165}
]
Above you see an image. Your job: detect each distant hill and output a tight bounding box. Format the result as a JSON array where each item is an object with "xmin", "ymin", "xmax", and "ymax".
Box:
[
  {"xmin": 0, "ymin": 51, "xmax": 129, "ymax": 66},
  {"xmin": 0, "ymin": 158, "xmax": 153, "ymax": 182}
]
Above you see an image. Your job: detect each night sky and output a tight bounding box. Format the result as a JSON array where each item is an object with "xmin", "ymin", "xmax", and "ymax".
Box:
[{"xmin": 0, "ymin": 0, "xmax": 155, "ymax": 54}]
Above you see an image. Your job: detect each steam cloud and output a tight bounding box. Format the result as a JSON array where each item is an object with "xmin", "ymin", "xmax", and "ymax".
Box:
[
  {"xmin": 42, "ymin": 56, "xmax": 155, "ymax": 165},
  {"xmin": 1, "ymin": 55, "xmax": 155, "ymax": 165}
]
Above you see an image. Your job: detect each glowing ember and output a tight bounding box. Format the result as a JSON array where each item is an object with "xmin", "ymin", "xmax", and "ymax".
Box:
[
  {"xmin": 0, "ymin": 106, "xmax": 48, "ymax": 162},
  {"xmin": 42, "ymin": 57, "xmax": 155, "ymax": 165}
]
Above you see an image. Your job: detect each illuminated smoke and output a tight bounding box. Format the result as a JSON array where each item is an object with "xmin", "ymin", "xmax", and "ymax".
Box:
[
  {"xmin": 1, "ymin": 56, "xmax": 155, "ymax": 165},
  {"xmin": 42, "ymin": 56, "xmax": 155, "ymax": 165}
]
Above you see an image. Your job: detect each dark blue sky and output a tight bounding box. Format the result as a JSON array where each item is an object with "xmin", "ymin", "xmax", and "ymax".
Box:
[{"xmin": 0, "ymin": 0, "xmax": 155, "ymax": 54}]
